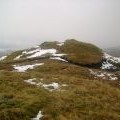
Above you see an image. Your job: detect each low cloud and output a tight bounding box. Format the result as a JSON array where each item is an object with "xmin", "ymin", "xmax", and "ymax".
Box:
[{"xmin": 0, "ymin": 0, "xmax": 120, "ymax": 49}]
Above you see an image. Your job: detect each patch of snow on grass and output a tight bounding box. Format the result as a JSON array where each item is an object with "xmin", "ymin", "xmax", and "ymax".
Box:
[
  {"xmin": 24, "ymin": 78, "xmax": 67, "ymax": 91},
  {"xmin": 24, "ymin": 48, "xmax": 41, "ymax": 55},
  {"xmin": 104, "ymin": 53, "xmax": 120, "ymax": 63},
  {"xmin": 101, "ymin": 61, "xmax": 117, "ymax": 70},
  {"xmin": 27, "ymin": 49, "xmax": 57, "ymax": 58},
  {"xmin": 24, "ymin": 78, "xmax": 37, "ymax": 85},
  {"xmin": 42, "ymin": 82, "xmax": 59, "ymax": 91},
  {"xmin": 13, "ymin": 63, "xmax": 44, "ymax": 72},
  {"xmin": 14, "ymin": 48, "xmax": 41, "ymax": 60},
  {"xmin": 57, "ymin": 42, "xmax": 64, "ymax": 46},
  {"xmin": 50, "ymin": 57, "xmax": 68, "ymax": 62},
  {"xmin": 15, "ymin": 47, "xmax": 66, "ymax": 59},
  {"xmin": 32, "ymin": 111, "xmax": 43, "ymax": 120},
  {"xmin": 53, "ymin": 53, "xmax": 66, "ymax": 57},
  {"xmin": 89, "ymin": 69, "xmax": 118, "ymax": 80},
  {"xmin": 0, "ymin": 56, "xmax": 7, "ymax": 61},
  {"xmin": 22, "ymin": 51, "xmax": 27, "ymax": 54},
  {"xmin": 14, "ymin": 55, "xmax": 23, "ymax": 60},
  {"xmin": 107, "ymin": 73, "xmax": 118, "ymax": 80}
]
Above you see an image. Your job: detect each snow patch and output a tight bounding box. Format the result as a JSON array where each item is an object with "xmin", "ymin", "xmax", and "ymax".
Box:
[
  {"xmin": 27, "ymin": 49, "xmax": 57, "ymax": 58},
  {"xmin": 101, "ymin": 61, "xmax": 117, "ymax": 70},
  {"xmin": 0, "ymin": 56, "xmax": 7, "ymax": 61},
  {"xmin": 89, "ymin": 69, "xmax": 118, "ymax": 80},
  {"xmin": 32, "ymin": 111, "xmax": 43, "ymax": 120},
  {"xmin": 14, "ymin": 47, "xmax": 66, "ymax": 60},
  {"xmin": 101, "ymin": 53, "xmax": 120, "ymax": 70},
  {"xmin": 24, "ymin": 78, "xmax": 37, "ymax": 85},
  {"xmin": 42, "ymin": 82, "xmax": 59, "ymax": 91},
  {"xmin": 22, "ymin": 51, "xmax": 27, "ymax": 54},
  {"xmin": 24, "ymin": 78, "xmax": 67, "ymax": 91},
  {"xmin": 104, "ymin": 53, "xmax": 120, "ymax": 64},
  {"xmin": 13, "ymin": 63, "xmax": 44, "ymax": 72},
  {"xmin": 53, "ymin": 53, "xmax": 66, "ymax": 57},
  {"xmin": 50, "ymin": 57, "xmax": 68, "ymax": 62},
  {"xmin": 24, "ymin": 48, "xmax": 42, "ymax": 55},
  {"xmin": 14, "ymin": 55, "xmax": 22, "ymax": 60},
  {"xmin": 57, "ymin": 42, "xmax": 64, "ymax": 46},
  {"xmin": 22, "ymin": 48, "xmax": 66, "ymax": 58}
]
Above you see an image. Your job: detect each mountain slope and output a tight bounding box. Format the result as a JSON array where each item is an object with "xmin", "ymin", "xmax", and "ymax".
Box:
[
  {"xmin": 40, "ymin": 39, "xmax": 103, "ymax": 65},
  {"xmin": 0, "ymin": 40, "xmax": 120, "ymax": 120},
  {"xmin": 1, "ymin": 39, "xmax": 103, "ymax": 65}
]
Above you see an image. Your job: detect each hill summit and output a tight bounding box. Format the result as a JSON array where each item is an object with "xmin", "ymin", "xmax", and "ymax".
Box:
[
  {"xmin": 2, "ymin": 39, "xmax": 103, "ymax": 65},
  {"xmin": 40, "ymin": 39, "xmax": 103, "ymax": 65}
]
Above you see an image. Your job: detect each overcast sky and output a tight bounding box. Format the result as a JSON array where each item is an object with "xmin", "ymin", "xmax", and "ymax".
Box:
[{"xmin": 0, "ymin": 0, "xmax": 120, "ymax": 50}]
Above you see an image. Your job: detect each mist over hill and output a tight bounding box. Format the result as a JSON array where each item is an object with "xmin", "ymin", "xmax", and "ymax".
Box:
[
  {"xmin": 0, "ymin": 49, "xmax": 12, "ymax": 57},
  {"xmin": 105, "ymin": 46, "xmax": 120, "ymax": 57},
  {"xmin": 1, "ymin": 0, "xmax": 120, "ymax": 49}
]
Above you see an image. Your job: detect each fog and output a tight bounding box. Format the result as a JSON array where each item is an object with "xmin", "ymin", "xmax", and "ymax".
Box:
[{"xmin": 0, "ymin": 0, "xmax": 120, "ymax": 50}]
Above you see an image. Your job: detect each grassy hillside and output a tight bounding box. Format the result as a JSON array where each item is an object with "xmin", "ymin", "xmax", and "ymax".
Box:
[
  {"xmin": 0, "ymin": 40, "xmax": 120, "ymax": 120},
  {"xmin": 4, "ymin": 50, "xmax": 23, "ymax": 62},
  {"xmin": 41, "ymin": 39, "xmax": 103, "ymax": 65},
  {"xmin": 0, "ymin": 59, "xmax": 120, "ymax": 120}
]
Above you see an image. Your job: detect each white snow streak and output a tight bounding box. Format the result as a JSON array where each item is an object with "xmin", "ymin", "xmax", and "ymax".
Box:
[
  {"xmin": 13, "ymin": 63, "xmax": 44, "ymax": 72},
  {"xmin": 14, "ymin": 46, "xmax": 67, "ymax": 62},
  {"xmin": 101, "ymin": 53, "xmax": 120, "ymax": 70},
  {"xmin": 0, "ymin": 56, "xmax": 7, "ymax": 61},
  {"xmin": 57, "ymin": 42, "xmax": 64, "ymax": 46},
  {"xmin": 14, "ymin": 55, "xmax": 22, "ymax": 60},
  {"xmin": 24, "ymin": 78, "xmax": 37, "ymax": 85},
  {"xmin": 42, "ymin": 83, "xmax": 59, "ymax": 91},
  {"xmin": 27, "ymin": 49, "xmax": 57, "ymax": 58},
  {"xmin": 104, "ymin": 53, "xmax": 120, "ymax": 64},
  {"xmin": 89, "ymin": 69, "xmax": 118, "ymax": 80},
  {"xmin": 50, "ymin": 57, "xmax": 68, "ymax": 62},
  {"xmin": 101, "ymin": 61, "xmax": 117, "ymax": 70},
  {"xmin": 32, "ymin": 111, "xmax": 43, "ymax": 120},
  {"xmin": 24, "ymin": 78, "xmax": 67, "ymax": 91}
]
